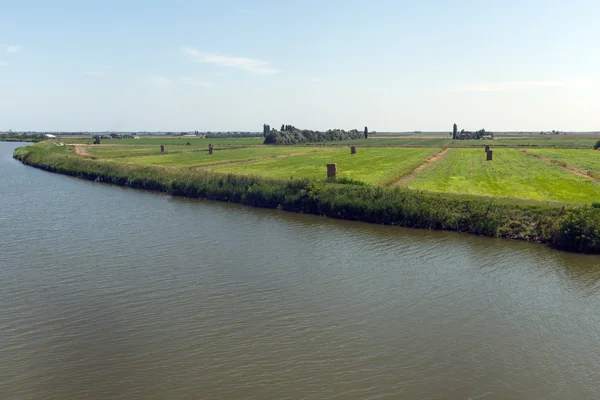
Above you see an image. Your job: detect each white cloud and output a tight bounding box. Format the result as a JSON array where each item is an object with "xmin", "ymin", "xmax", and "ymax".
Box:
[
  {"xmin": 84, "ymin": 71, "xmax": 105, "ymax": 77},
  {"xmin": 6, "ymin": 45, "xmax": 21, "ymax": 53},
  {"xmin": 180, "ymin": 77, "xmax": 213, "ymax": 87},
  {"xmin": 0, "ymin": 61, "xmax": 7, "ymax": 67},
  {"xmin": 181, "ymin": 47, "xmax": 279, "ymax": 75},
  {"xmin": 458, "ymin": 81, "xmax": 575, "ymax": 92},
  {"xmin": 147, "ymin": 74, "xmax": 171, "ymax": 87}
]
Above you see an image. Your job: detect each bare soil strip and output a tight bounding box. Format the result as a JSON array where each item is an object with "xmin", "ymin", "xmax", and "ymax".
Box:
[
  {"xmin": 391, "ymin": 148, "xmax": 449, "ymax": 186},
  {"xmin": 522, "ymin": 150, "xmax": 597, "ymax": 181},
  {"xmin": 72, "ymin": 145, "xmax": 92, "ymax": 157}
]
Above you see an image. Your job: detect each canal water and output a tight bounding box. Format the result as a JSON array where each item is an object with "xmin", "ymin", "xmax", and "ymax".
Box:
[{"xmin": 2, "ymin": 141, "xmax": 600, "ymax": 399}]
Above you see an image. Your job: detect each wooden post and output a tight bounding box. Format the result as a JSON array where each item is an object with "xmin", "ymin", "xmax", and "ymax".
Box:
[
  {"xmin": 485, "ymin": 145, "xmax": 490, "ymax": 152},
  {"xmin": 327, "ymin": 163, "xmax": 337, "ymax": 178},
  {"xmin": 487, "ymin": 150, "xmax": 493, "ymax": 161},
  {"xmin": 351, "ymin": 146, "xmax": 357, "ymax": 154},
  {"xmin": 160, "ymin": 145, "xmax": 165, "ymax": 153},
  {"xmin": 208, "ymin": 144, "xmax": 214, "ymax": 155}
]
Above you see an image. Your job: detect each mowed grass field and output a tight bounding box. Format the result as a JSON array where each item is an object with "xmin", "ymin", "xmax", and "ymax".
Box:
[
  {"xmin": 404, "ymin": 148, "xmax": 600, "ymax": 203},
  {"xmin": 118, "ymin": 146, "xmax": 332, "ymax": 167},
  {"xmin": 60, "ymin": 134, "xmax": 597, "ymax": 149},
  {"xmin": 526, "ymin": 149, "xmax": 600, "ymax": 177},
  {"xmin": 60, "ymin": 135, "xmax": 600, "ymax": 203},
  {"xmin": 61, "ymin": 136, "xmax": 264, "ymax": 146},
  {"xmin": 206, "ymin": 148, "xmax": 441, "ymax": 184}
]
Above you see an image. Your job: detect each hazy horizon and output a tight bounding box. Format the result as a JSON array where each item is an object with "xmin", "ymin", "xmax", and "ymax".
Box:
[{"xmin": 2, "ymin": 0, "xmax": 600, "ymax": 132}]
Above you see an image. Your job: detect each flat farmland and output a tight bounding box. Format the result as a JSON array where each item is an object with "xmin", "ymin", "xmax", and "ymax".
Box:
[
  {"xmin": 60, "ymin": 136, "xmax": 264, "ymax": 146},
  {"xmin": 526, "ymin": 149, "xmax": 600, "ymax": 177},
  {"xmin": 303, "ymin": 136, "xmax": 597, "ymax": 149},
  {"xmin": 404, "ymin": 148, "xmax": 600, "ymax": 203},
  {"xmin": 206, "ymin": 148, "xmax": 440, "ymax": 184},
  {"xmin": 117, "ymin": 146, "xmax": 331, "ymax": 167}
]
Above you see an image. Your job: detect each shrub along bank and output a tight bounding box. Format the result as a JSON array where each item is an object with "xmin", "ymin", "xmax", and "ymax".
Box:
[{"xmin": 13, "ymin": 142, "xmax": 600, "ymax": 253}]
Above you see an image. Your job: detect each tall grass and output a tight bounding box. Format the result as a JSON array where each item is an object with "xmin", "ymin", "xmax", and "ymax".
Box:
[{"xmin": 13, "ymin": 142, "xmax": 600, "ymax": 253}]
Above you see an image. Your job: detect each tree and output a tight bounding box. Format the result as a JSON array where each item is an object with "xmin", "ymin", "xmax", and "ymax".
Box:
[
  {"xmin": 93, "ymin": 135, "xmax": 101, "ymax": 144},
  {"xmin": 452, "ymin": 123, "xmax": 458, "ymax": 140},
  {"xmin": 263, "ymin": 124, "xmax": 270, "ymax": 137},
  {"xmin": 364, "ymin": 126, "xmax": 369, "ymax": 139},
  {"xmin": 281, "ymin": 124, "xmax": 285, "ymax": 131}
]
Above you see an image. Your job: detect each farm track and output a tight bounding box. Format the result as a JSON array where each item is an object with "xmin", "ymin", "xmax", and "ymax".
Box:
[
  {"xmin": 391, "ymin": 148, "xmax": 449, "ymax": 186},
  {"xmin": 72, "ymin": 145, "xmax": 92, "ymax": 156},
  {"xmin": 522, "ymin": 150, "xmax": 598, "ymax": 181}
]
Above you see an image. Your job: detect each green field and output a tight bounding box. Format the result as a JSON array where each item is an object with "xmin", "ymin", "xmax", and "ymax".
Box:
[
  {"xmin": 405, "ymin": 148, "xmax": 600, "ymax": 203},
  {"xmin": 61, "ymin": 136, "xmax": 264, "ymax": 146},
  {"xmin": 207, "ymin": 148, "xmax": 440, "ymax": 184},
  {"xmin": 526, "ymin": 149, "xmax": 600, "ymax": 177},
  {"xmin": 301, "ymin": 136, "xmax": 598, "ymax": 148},
  {"xmin": 58, "ymin": 134, "xmax": 598, "ymax": 149},
  {"xmin": 118, "ymin": 146, "xmax": 332, "ymax": 167},
  {"xmin": 45, "ymin": 134, "xmax": 600, "ymax": 204}
]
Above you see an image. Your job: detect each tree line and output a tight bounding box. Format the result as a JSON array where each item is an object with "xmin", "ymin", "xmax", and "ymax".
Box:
[{"xmin": 263, "ymin": 124, "xmax": 370, "ymax": 144}]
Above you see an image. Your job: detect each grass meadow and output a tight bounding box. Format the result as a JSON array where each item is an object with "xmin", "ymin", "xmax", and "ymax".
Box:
[
  {"xmin": 207, "ymin": 148, "xmax": 440, "ymax": 185},
  {"xmin": 405, "ymin": 148, "xmax": 600, "ymax": 203},
  {"xmin": 51, "ymin": 135, "xmax": 600, "ymax": 204}
]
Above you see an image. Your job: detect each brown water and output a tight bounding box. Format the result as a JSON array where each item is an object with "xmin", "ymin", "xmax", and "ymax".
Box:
[{"xmin": 2, "ymin": 141, "xmax": 600, "ymax": 399}]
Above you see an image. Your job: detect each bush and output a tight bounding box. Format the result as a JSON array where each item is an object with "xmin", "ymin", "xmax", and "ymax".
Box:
[
  {"xmin": 594, "ymin": 140, "xmax": 600, "ymax": 150},
  {"xmin": 553, "ymin": 207, "xmax": 600, "ymax": 252}
]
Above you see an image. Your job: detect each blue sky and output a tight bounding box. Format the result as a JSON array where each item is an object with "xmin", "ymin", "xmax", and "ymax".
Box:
[{"xmin": 2, "ymin": 0, "xmax": 600, "ymax": 132}]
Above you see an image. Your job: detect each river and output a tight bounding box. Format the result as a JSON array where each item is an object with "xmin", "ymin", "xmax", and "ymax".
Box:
[{"xmin": 2, "ymin": 141, "xmax": 600, "ymax": 399}]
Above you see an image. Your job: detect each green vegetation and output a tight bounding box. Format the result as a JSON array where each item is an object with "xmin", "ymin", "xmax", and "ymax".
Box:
[
  {"xmin": 527, "ymin": 149, "xmax": 600, "ymax": 179},
  {"xmin": 60, "ymin": 136, "xmax": 264, "ymax": 146},
  {"xmin": 207, "ymin": 148, "xmax": 440, "ymax": 185},
  {"xmin": 303, "ymin": 136, "xmax": 599, "ymax": 148},
  {"xmin": 118, "ymin": 146, "xmax": 331, "ymax": 167},
  {"xmin": 0, "ymin": 133, "xmax": 48, "ymax": 142},
  {"xmin": 13, "ymin": 141, "xmax": 600, "ymax": 253},
  {"xmin": 406, "ymin": 149, "xmax": 600, "ymax": 203},
  {"xmin": 263, "ymin": 125, "xmax": 363, "ymax": 145}
]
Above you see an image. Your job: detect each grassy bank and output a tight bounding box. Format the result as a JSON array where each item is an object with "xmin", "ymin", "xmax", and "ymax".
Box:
[{"xmin": 13, "ymin": 142, "xmax": 600, "ymax": 253}]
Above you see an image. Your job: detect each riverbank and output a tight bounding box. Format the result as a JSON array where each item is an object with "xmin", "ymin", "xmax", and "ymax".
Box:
[{"xmin": 13, "ymin": 142, "xmax": 600, "ymax": 253}]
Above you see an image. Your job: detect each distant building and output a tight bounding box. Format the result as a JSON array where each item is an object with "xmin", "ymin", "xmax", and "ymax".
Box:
[{"xmin": 44, "ymin": 134, "xmax": 57, "ymax": 138}]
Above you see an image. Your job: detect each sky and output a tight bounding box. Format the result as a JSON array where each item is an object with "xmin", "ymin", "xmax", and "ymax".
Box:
[{"xmin": 2, "ymin": 0, "xmax": 600, "ymax": 132}]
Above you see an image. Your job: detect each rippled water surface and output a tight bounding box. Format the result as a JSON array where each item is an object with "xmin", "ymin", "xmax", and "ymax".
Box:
[{"xmin": 2, "ymin": 141, "xmax": 600, "ymax": 399}]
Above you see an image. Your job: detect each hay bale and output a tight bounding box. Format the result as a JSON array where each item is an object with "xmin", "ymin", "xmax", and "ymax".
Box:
[{"xmin": 327, "ymin": 163, "xmax": 337, "ymax": 178}]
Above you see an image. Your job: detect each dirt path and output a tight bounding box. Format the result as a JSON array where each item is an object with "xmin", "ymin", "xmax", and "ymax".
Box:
[
  {"xmin": 391, "ymin": 148, "xmax": 449, "ymax": 186},
  {"xmin": 522, "ymin": 150, "xmax": 597, "ymax": 181},
  {"xmin": 72, "ymin": 145, "xmax": 92, "ymax": 157}
]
